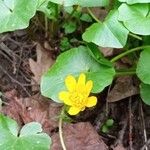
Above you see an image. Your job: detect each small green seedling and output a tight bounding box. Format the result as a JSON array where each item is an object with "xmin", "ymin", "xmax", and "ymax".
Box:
[{"xmin": 101, "ymin": 119, "xmax": 114, "ymax": 133}]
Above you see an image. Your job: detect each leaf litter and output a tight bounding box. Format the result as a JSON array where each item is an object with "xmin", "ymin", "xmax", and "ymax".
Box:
[
  {"xmin": 29, "ymin": 43, "xmax": 55, "ymax": 91},
  {"xmin": 0, "ymin": 28, "xmax": 150, "ymax": 149}
]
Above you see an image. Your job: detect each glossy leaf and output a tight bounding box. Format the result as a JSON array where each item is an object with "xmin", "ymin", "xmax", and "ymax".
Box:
[
  {"xmin": 119, "ymin": 0, "xmax": 150, "ymax": 4},
  {"xmin": 136, "ymin": 48, "xmax": 150, "ymax": 84},
  {"xmin": 0, "ymin": 0, "xmax": 38, "ymax": 33},
  {"xmin": 82, "ymin": 10, "xmax": 129, "ymax": 48},
  {"xmin": 41, "ymin": 46, "xmax": 115, "ymax": 103},
  {"xmin": 118, "ymin": 3, "xmax": 150, "ymax": 35},
  {"xmin": 87, "ymin": 43, "xmax": 113, "ymax": 67},
  {"xmin": 0, "ymin": 114, "xmax": 51, "ymax": 150},
  {"xmin": 140, "ymin": 83, "xmax": 150, "ymax": 105},
  {"xmin": 49, "ymin": 0, "xmax": 109, "ymax": 7}
]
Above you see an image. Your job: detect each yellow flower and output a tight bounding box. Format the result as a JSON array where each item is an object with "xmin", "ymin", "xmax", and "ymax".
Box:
[{"xmin": 59, "ymin": 73, "xmax": 97, "ymax": 115}]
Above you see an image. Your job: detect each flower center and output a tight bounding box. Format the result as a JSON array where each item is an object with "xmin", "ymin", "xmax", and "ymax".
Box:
[{"xmin": 70, "ymin": 92, "xmax": 87, "ymax": 108}]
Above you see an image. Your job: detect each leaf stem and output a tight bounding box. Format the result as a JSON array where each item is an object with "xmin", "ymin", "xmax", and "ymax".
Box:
[
  {"xmin": 87, "ymin": 8, "xmax": 101, "ymax": 23},
  {"xmin": 115, "ymin": 70, "xmax": 136, "ymax": 76},
  {"xmin": 110, "ymin": 45, "xmax": 150, "ymax": 63},
  {"xmin": 129, "ymin": 33, "xmax": 142, "ymax": 40},
  {"xmin": 59, "ymin": 107, "xmax": 67, "ymax": 150}
]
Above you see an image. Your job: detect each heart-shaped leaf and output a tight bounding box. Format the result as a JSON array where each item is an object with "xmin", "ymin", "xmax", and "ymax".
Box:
[
  {"xmin": 119, "ymin": 0, "xmax": 150, "ymax": 4},
  {"xmin": 0, "ymin": 114, "xmax": 51, "ymax": 150},
  {"xmin": 118, "ymin": 3, "xmax": 150, "ymax": 35},
  {"xmin": 136, "ymin": 48, "xmax": 150, "ymax": 84},
  {"xmin": 0, "ymin": 0, "xmax": 38, "ymax": 33},
  {"xmin": 82, "ymin": 10, "xmax": 129, "ymax": 48},
  {"xmin": 48, "ymin": 0, "xmax": 109, "ymax": 7},
  {"xmin": 140, "ymin": 83, "xmax": 150, "ymax": 105},
  {"xmin": 41, "ymin": 46, "xmax": 115, "ymax": 103}
]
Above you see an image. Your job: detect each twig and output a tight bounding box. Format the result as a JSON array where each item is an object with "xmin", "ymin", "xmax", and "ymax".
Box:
[
  {"xmin": 0, "ymin": 42, "xmax": 24, "ymax": 62},
  {"xmin": 106, "ymin": 84, "xmax": 112, "ymax": 117},
  {"xmin": 141, "ymin": 139, "xmax": 150, "ymax": 150},
  {"xmin": 45, "ymin": 16, "xmax": 48, "ymax": 38},
  {"xmin": 139, "ymin": 101, "xmax": 148, "ymax": 150},
  {"xmin": 0, "ymin": 34, "xmax": 9, "ymax": 43},
  {"xmin": 0, "ymin": 65, "xmax": 31, "ymax": 97},
  {"xmin": 59, "ymin": 108, "xmax": 67, "ymax": 150},
  {"xmin": 115, "ymin": 119, "xmax": 128, "ymax": 146},
  {"xmin": 128, "ymin": 97, "xmax": 133, "ymax": 150},
  {"xmin": 94, "ymin": 105, "xmax": 107, "ymax": 132},
  {"xmin": 0, "ymin": 50, "xmax": 13, "ymax": 63}
]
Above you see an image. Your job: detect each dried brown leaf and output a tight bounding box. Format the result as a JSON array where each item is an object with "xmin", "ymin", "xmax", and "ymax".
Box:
[
  {"xmin": 100, "ymin": 47, "xmax": 114, "ymax": 57},
  {"xmin": 52, "ymin": 122, "xmax": 108, "ymax": 150},
  {"xmin": 2, "ymin": 91, "xmax": 61, "ymax": 134},
  {"xmin": 107, "ymin": 76, "xmax": 139, "ymax": 102},
  {"xmin": 113, "ymin": 144, "xmax": 127, "ymax": 150},
  {"xmin": 29, "ymin": 43, "xmax": 54, "ymax": 84}
]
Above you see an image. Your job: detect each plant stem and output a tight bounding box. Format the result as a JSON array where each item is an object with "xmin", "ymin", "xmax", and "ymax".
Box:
[
  {"xmin": 115, "ymin": 70, "xmax": 136, "ymax": 76},
  {"xmin": 87, "ymin": 8, "xmax": 101, "ymax": 23},
  {"xmin": 129, "ymin": 33, "xmax": 142, "ymax": 40},
  {"xmin": 59, "ymin": 108, "xmax": 67, "ymax": 150},
  {"xmin": 110, "ymin": 45, "xmax": 150, "ymax": 63}
]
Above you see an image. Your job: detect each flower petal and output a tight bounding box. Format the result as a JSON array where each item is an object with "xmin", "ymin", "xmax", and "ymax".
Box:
[
  {"xmin": 59, "ymin": 91, "xmax": 72, "ymax": 105},
  {"xmin": 85, "ymin": 80, "xmax": 93, "ymax": 96},
  {"xmin": 86, "ymin": 96, "xmax": 97, "ymax": 107},
  {"xmin": 78, "ymin": 73, "xmax": 86, "ymax": 85},
  {"xmin": 65, "ymin": 75, "xmax": 76, "ymax": 92},
  {"xmin": 81, "ymin": 107, "xmax": 85, "ymax": 111},
  {"xmin": 77, "ymin": 73, "xmax": 86, "ymax": 92},
  {"xmin": 68, "ymin": 106, "xmax": 81, "ymax": 115}
]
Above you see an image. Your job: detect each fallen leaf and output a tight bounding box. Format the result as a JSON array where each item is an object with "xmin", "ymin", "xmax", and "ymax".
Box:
[
  {"xmin": 90, "ymin": 8, "xmax": 108, "ymax": 21},
  {"xmin": 2, "ymin": 90, "xmax": 61, "ymax": 134},
  {"xmin": 29, "ymin": 43, "xmax": 54, "ymax": 85},
  {"xmin": 113, "ymin": 144, "xmax": 127, "ymax": 150},
  {"xmin": 107, "ymin": 76, "xmax": 139, "ymax": 102},
  {"xmin": 51, "ymin": 122, "xmax": 108, "ymax": 150},
  {"xmin": 100, "ymin": 47, "xmax": 114, "ymax": 57}
]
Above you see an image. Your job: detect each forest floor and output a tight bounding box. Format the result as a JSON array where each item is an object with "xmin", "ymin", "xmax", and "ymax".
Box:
[{"xmin": 0, "ymin": 28, "xmax": 150, "ymax": 150}]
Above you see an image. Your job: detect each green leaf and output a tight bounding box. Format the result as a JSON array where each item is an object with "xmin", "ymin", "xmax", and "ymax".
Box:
[
  {"xmin": 136, "ymin": 48, "xmax": 150, "ymax": 84},
  {"xmin": 41, "ymin": 46, "xmax": 115, "ymax": 103},
  {"xmin": 63, "ymin": 21, "xmax": 77, "ymax": 34},
  {"xmin": 118, "ymin": 3, "xmax": 150, "ymax": 35},
  {"xmin": 82, "ymin": 10, "xmax": 129, "ymax": 48},
  {"xmin": 0, "ymin": 0, "xmax": 38, "ymax": 33},
  {"xmin": 0, "ymin": 113, "xmax": 18, "ymax": 136},
  {"xmin": 118, "ymin": 0, "xmax": 150, "ymax": 4},
  {"xmin": 60, "ymin": 37, "xmax": 71, "ymax": 51},
  {"xmin": 80, "ymin": 13, "xmax": 93, "ymax": 22},
  {"xmin": 19, "ymin": 122, "xmax": 42, "ymax": 136},
  {"xmin": 0, "ymin": 114, "xmax": 51, "ymax": 150},
  {"xmin": 87, "ymin": 43, "xmax": 113, "ymax": 67},
  {"xmin": 37, "ymin": 1, "xmax": 59, "ymax": 20},
  {"xmin": 101, "ymin": 125, "xmax": 109, "ymax": 133},
  {"xmin": 106, "ymin": 119, "xmax": 114, "ymax": 127},
  {"xmin": 48, "ymin": 0, "xmax": 109, "ymax": 7},
  {"xmin": 140, "ymin": 83, "xmax": 150, "ymax": 105}
]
